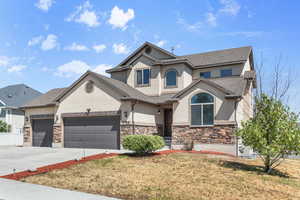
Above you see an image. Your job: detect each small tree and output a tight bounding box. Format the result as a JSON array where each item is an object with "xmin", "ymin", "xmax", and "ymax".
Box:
[
  {"xmin": 0, "ymin": 120, "xmax": 11, "ymax": 132},
  {"xmin": 237, "ymin": 94, "xmax": 300, "ymax": 173}
]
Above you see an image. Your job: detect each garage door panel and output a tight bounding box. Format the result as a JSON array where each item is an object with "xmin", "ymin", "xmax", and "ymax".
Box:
[
  {"xmin": 32, "ymin": 119, "xmax": 53, "ymax": 147},
  {"xmin": 64, "ymin": 133, "xmax": 117, "ymax": 141},
  {"xmin": 64, "ymin": 125, "xmax": 117, "ymax": 132},
  {"xmin": 64, "ymin": 141, "xmax": 115, "ymax": 149},
  {"xmin": 64, "ymin": 116, "xmax": 120, "ymax": 149}
]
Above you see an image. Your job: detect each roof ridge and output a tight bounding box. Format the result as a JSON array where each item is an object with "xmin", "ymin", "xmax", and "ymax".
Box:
[{"xmin": 179, "ymin": 46, "xmax": 252, "ymax": 57}]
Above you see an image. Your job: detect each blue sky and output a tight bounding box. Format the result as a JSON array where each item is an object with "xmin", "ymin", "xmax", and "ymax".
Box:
[{"xmin": 0, "ymin": 0, "xmax": 299, "ymax": 112}]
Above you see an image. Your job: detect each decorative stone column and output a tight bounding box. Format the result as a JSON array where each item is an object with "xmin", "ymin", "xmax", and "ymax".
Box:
[
  {"xmin": 53, "ymin": 124, "xmax": 63, "ymax": 148},
  {"xmin": 23, "ymin": 125, "xmax": 32, "ymax": 146}
]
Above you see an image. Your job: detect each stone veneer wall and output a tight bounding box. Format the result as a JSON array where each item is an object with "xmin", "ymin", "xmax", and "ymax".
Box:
[
  {"xmin": 53, "ymin": 124, "xmax": 62, "ymax": 144},
  {"xmin": 172, "ymin": 124, "xmax": 236, "ymax": 145},
  {"xmin": 120, "ymin": 124, "xmax": 163, "ymax": 141}
]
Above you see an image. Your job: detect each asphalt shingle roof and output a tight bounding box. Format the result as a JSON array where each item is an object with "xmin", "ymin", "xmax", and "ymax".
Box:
[
  {"xmin": 178, "ymin": 46, "xmax": 252, "ymax": 68},
  {"xmin": 0, "ymin": 84, "xmax": 42, "ymax": 108},
  {"xmin": 107, "ymin": 42, "xmax": 252, "ymax": 72},
  {"xmin": 21, "ymin": 88, "xmax": 66, "ymax": 108},
  {"xmin": 173, "ymin": 77, "xmax": 247, "ymax": 99}
]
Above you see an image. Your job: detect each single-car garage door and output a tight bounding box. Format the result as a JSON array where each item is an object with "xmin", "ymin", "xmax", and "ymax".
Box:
[
  {"xmin": 63, "ymin": 116, "xmax": 120, "ymax": 149},
  {"xmin": 32, "ymin": 119, "xmax": 54, "ymax": 147}
]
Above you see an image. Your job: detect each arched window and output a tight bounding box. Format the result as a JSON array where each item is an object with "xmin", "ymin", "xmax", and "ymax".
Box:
[
  {"xmin": 165, "ymin": 69, "xmax": 177, "ymax": 87},
  {"xmin": 191, "ymin": 93, "xmax": 214, "ymax": 126}
]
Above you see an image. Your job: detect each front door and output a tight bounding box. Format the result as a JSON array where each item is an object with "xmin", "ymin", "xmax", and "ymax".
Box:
[{"xmin": 164, "ymin": 109, "xmax": 173, "ymax": 137}]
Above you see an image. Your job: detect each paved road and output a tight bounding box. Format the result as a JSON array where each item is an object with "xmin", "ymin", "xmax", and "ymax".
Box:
[
  {"xmin": 0, "ymin": 178, "xmax": 120, "ymax": 200},
  {"xmin": 0, "ymin": 146, "xmax": 128, "ymax": 176}
]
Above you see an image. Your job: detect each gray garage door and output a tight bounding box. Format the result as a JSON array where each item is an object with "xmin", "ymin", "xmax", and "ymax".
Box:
[
  {"xmin": 32, "ymin": 119, "xmax": 54, "ymax": 147},
  {"xmin": 64, "ymin": 116, "xmax": 120, "ymax": 149}
]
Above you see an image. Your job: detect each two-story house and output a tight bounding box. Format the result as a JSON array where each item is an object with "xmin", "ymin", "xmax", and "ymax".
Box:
[{"xmin": 21, "ymin": 42, "xmax": 256, "ymax": 155}]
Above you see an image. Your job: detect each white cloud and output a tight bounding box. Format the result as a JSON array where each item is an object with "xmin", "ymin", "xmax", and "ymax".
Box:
[
  {"xmin": 35, "ymin": 0, "xmax": 54, "ymax": 12},
  {"xmin": 93, "ymin": 64, "xmax": 111, "ymax": 75},
  {"xmin": 55, "ymin": 60, "xmax": 111, "ymax": 77},
  {"xmin": 28, "ymin": 36, "xmax": 43, "ymax": 46},
  {"xmin": 66, "ymin": 1, "xmax": 100, "ymax": 28},
  {"xmin": 41, "ymin": 67, "xmax": 51, "ymax": 72},
  {"xmin": 222, "ymin": 31, "xmax": 263, "ymax": 37},
  {"xmin": 64, "ymin": 42, "xmax": 89, "ymax": 51},
  {"xmin": 41, "ymin": 34, "xmax": 58, "ymax": 51},
  {"xmin": 7, "ymin": 65, "xmax": 27, "ymax": 73},
  {"xmin": 76, "ymin": 10, "xmax": 99, "ymax": 27},
  {"xmin": 113, "ymin": 43, "xmax": 129, "ymax": 54},
  {"xmin": 176, "ymin": 16, "xmax": 203, "ymax": 32},
  {"xmin": 55, "ymin": 60, "xmax": 90, "ymax": 77},
  {"xmin": 206, "ymin": 12, "xmax": 217, "ymax": 27},
  {"xmin": 108, "ymin": 6, "xmax": 134, "ymax": 30},
  {"xmin": 156, "ymin": 40, "xmax": 167, "ymax": 47},
  {"xmin": 93, "ymin": 44, "xmax": 106, "ymax": 53},
  {"xmin": 219, "ymin": 0, "xmax": 240, "ymax": 16},
  {"xmin": 0, "ymin": 56, "xmax": 10, "ymax": 67}
]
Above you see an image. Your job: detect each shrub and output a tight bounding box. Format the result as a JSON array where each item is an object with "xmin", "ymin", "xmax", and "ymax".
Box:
[
  {"xmin": 0, "ymin": 120, "xmax": 10, "ymax": 133},
  {"xmin": 237, "ymin": 94, "xmax": 300, "ymax": 173},
  {"xmin": 123, "ymin": 135, "xmax": 165, "ymax": 155}
]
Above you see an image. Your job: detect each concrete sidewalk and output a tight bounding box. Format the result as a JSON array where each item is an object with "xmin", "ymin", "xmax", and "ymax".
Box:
[{"xmin": 0, "ymin": 178, "xmax": 120, "ymax": 200}]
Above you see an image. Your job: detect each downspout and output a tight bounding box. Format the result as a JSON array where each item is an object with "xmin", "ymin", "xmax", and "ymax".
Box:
[
  {"xmin": 234, "ymin": 97, "xmax": 242, "ymax": 157},
  {"xmin": 131, "ymin": 100, "xmax": 137, "ymax": 134}
]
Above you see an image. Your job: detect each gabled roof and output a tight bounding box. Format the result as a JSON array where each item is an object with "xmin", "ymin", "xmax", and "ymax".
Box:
[
  {"xmin": 0, "ymin": 84, "xmax": 42, "ymax": 108},
  {"xmin": 21, "ymin": 88, "xmax": 66, "ymax": 108},
  {"xmin": 106, "ymin": 41, "xmax": 176, "ymax": 73},
  {"xmin": 173, "ymin": 77, "xmax": 247, "ymax": 99},
  {"xmin": 54, "ymin": 71, "xmax": 157, "ymax": 105},
  {"xmin": 106, "ymin": 44, "xmax": 253, "ymax": 73},
  {"xmin": 178, "ymin": 46, "xmax": 252, "ymax": 68}
]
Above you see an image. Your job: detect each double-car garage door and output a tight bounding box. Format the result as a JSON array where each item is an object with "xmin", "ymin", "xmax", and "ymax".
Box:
[
  {"xmin": 32, "ymin": 115, "xmax": 120, "ymax": 149},
  {"xmin": 64, "ymin": 116, "xmax": 120, "ymax": 149}
]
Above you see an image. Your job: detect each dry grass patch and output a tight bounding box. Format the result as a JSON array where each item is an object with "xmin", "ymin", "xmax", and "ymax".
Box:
[{"xmin": 22, "ymin": 153, "xmax": 300, "ymax": 200}]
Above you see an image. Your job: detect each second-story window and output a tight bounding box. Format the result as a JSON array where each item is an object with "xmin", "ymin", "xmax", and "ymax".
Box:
[
  {"xmin": 136, "ymin": 69, "xmax": 150, "ymax": 86},
  {"xmin": 200, "ymin": 71, "xmax": 211, "ymax": 78},
  {"xmin": 165, "ymin": 69, "xmax": 177, "ymax": 87},
  {"xmin": 220, "ymin": 69, "xmax": 232, "ymax": 77}
]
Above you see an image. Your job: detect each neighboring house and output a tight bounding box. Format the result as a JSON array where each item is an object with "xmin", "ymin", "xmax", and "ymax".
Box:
[
  {"xmin": 21, "ymin": 42, "xmax": 256, "ymax": 155},
  {"xmin": 0, "ymin": 84, "xmax": 42, "ymax": 133}
]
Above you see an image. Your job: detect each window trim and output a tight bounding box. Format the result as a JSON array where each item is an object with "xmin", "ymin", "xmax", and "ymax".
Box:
[
  {"xmin": 164, "ymin": 68, "xmax": 178, "ymax": 88},
  {"xmin": 189, "ymin": 92, "xmax": 215, "ymax": 127},
  {"xmin": 135, "ymin": 68, "xmax": 151, "ymax": 87}
]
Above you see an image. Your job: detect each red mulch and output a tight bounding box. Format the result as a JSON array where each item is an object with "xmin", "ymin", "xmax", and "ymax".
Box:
[{"xmin": 0, "ymin": 150, "xmax": 234, "ymax": 180}]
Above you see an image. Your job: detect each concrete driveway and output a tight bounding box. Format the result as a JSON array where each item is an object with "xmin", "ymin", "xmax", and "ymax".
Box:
[{"xmin": 0, "ymin": 146, "xmax": 127, "ymax": 176}]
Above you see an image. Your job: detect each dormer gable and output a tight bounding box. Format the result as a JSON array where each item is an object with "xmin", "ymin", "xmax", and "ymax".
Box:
[{"xmin": 106, "ymin": 42, "xmax": 177, "ymax": 73}]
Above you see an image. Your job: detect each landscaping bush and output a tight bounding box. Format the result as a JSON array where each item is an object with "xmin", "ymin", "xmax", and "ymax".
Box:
[
  {"xmin": 123, "ymin": 135, "xmax": 165, "ymax": 155},
  {"xmin": 0, "ymin": 120, "xmax": 10, "ymax": 133}
]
